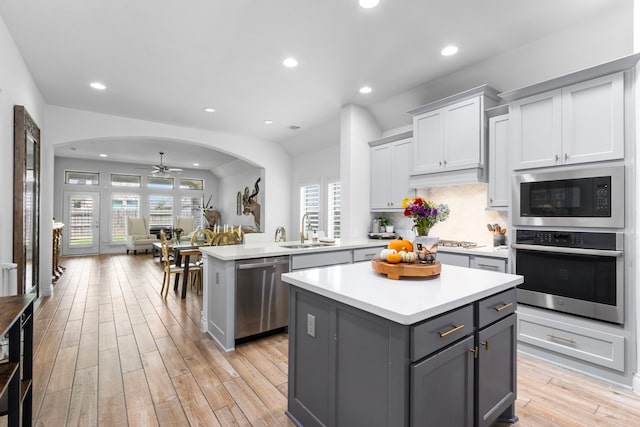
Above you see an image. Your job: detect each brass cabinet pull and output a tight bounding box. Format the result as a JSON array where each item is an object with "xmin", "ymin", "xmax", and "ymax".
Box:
[
  {"xmin": 478, "ymin": 263, "xmax": 499, "ymax": 269},
  {"xmin": 469, "ymin": 346, "xmax": 478, "ymax": 359},
  {"xmin": 494, "ymin": 302, "xmax": 513, "ymax": 312},
  {"xmin": 565, "ymin": 153, "xmax": 569, "ymax": 161},
  {"xmin": 439, "ymin": 324, "xmax": 464, "ymax": 338},
  {"xmin": 482, "ymin": 340, "xmax": 489, "ymax": 350},
  {"xmin": 547, "ymin": 333, "xmax": 576, "ymax": 344}
]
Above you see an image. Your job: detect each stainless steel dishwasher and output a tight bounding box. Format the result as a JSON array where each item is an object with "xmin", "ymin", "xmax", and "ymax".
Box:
[{"xmin": 235, "ymin": 256, "xmax": 290, "ymax": 340}]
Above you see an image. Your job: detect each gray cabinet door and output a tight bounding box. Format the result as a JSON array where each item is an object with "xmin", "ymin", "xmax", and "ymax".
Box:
[
  {"xmin": 410, "ymin": 335, "xmax": 474, "ymax": 427},
  {"xmin": 477, "ymin": 314, "xmax": 517, "ymax": 427}
]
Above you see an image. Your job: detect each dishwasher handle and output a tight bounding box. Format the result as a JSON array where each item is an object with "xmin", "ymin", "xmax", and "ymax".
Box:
[{"xmin": 237, "ymin": 260, "xmax": 290, "ymax": 270}]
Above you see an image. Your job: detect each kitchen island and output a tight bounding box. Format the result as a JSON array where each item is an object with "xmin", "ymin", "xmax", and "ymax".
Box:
[
  {"xmin": 282, "ymin": 262, "xmax": 523, "ymax": 427},
  {"xmin": 199, "ymin": 239, "xmax": 388, "ymax": 351}
]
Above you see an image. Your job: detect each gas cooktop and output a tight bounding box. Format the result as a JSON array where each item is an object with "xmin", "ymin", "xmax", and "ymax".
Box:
[{"xmin": 438, "ymin": 240, "xmax": 479, "ymax": 249}]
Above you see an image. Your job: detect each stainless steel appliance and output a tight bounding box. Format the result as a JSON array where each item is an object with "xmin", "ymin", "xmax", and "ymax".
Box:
[
  {"xmin": 513, "ymin": 230, "xmax": 624, "ymax": 324},
  {"xmin": 513, "ymin": 165, "xmax": 624, "ymax": 228},
  {"xmin": 235, "ymin": 256, "xmax": 290, "ymax": 340}
]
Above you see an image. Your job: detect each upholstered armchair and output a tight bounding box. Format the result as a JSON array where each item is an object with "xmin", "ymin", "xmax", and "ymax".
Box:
[
  {"xmin": 175, "ymin": 216, "xmax": 196, "ymax": 239},
  {"xmin": 125, "ymin": 217, "xmax": 159, "ymax": 254}
]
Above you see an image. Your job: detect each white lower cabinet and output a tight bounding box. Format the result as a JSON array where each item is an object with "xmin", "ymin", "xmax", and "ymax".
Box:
[
  {"xmin": 439, "ymin": 252, "xmax": 508, "ymax": 273},
  {"xmin": 517, "ymin": 309, "xmax": 625, "ymax": 371}
]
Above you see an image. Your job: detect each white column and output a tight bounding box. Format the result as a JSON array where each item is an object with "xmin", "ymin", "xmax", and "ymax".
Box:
[{"xmin": 339, "ymin": 105, "xmax": 381, "ymax": 239}]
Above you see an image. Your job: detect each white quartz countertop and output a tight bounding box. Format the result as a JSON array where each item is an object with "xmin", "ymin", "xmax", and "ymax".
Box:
[
  {"xmin": 199, "ymin": 238, "xmax": 387, "ymax": 261},
  {"xmin": 282, "ymin": 262, "xmax": 523, "ymax": 325}
]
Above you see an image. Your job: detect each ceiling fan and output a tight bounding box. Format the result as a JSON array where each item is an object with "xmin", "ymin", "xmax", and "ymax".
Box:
[{"xmin": 150, "ymin": 152, "xmax": 183, "ymax": 176}]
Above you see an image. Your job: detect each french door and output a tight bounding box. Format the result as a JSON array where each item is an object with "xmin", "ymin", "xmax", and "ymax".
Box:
[{"xmin": 63, "ymin": 192, "xmax": 100, "ymax": 255}]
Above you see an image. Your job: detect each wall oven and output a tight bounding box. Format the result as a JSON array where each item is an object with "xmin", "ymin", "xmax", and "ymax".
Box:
[
  {"xmin": 513, "ymin": 165, "xmax": 624, "ymax": 228},
  {"xmin": 513, "ymin": 230, "xmax": 624, "ymax": 324}
]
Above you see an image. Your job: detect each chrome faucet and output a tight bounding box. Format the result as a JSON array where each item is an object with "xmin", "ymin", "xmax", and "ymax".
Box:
[
  {"xmin": 274, "ymin": 226, "xmax": 287, "ymax": 242},
  {"xmin": 300, "ymin": 213, "xmax": 309, "ymax": 243}
]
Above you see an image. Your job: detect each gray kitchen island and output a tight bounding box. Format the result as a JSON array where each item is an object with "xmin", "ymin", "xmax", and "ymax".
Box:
[{"xmin": 282, "ymin": 262, "xmax": 524, "ymax": 427}]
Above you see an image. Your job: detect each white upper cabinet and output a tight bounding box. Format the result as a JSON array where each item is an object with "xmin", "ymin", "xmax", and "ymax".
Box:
[
  {"xmin": 510, "ymin": 72, "xmax": 624, "ymax": 170},
  {"xmin": 487, "ymin": 112, "xmax": 510, "ymax": 208},
  {"xmin": 412, "ymin": 95, "xmax": 485, "ymax": 174},
  {"xmin": 408, "ymin": 86, "xmax": 499, "ymax": 187},
  {"xmin": 369, "ymin": 133, "xmax": 413, "ymax": 211}
]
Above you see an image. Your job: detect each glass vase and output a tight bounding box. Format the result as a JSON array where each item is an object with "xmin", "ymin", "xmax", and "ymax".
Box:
[{"xmin": 413, "ymin": 226, "xmax": 438, "ymax": 264}]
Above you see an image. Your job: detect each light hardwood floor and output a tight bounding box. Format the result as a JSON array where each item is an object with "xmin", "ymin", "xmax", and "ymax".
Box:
[{"xmin": 16, "ymin": 254, "xmax": 640, "ymax": 426}]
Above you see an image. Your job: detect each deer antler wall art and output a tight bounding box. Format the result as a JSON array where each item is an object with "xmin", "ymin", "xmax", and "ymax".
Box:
[{"xmin": 241, "ymin": 177, "xmax": 261, "ymax": 230}]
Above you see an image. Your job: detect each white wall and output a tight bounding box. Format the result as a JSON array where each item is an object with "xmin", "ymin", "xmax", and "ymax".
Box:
[
  {"xmin": 45, "ymin": 105, "xmax": 293, "ymax": 243},
  {"xmin": 0, "ymin": 15, "xmax": 49, "ymax": 295}
]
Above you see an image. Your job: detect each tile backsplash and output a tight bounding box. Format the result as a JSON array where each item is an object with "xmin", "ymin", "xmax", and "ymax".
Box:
[{"xmin": 373, "ymin": 183, "xmax": 508, "ymax": 247}]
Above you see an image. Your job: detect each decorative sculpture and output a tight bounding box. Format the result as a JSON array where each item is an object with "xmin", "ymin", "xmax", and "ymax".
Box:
[
  {"xmin": 200, "ymin": 195, "xmax": 221, "ymax": 229},
  {"xmin": 242, "ymin": 178, "xmax": 261, "ymax": 230}
]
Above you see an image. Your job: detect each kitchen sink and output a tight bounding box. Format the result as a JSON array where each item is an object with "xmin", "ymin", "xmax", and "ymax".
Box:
[{"xmin": 279, "ymin": 243, "xmax": 335, "ymax": 249}]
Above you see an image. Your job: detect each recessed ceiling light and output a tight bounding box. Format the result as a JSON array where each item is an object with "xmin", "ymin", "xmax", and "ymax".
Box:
[
  {"xmin": 193, "ymin": 163, "xmax": 200, "ymax": 167},
  {"xmin": 203, "ymin": 107, "xmax": 216, "ymax": 113},
  {"xmin": 99, "ymin": 153, "xmax": 108, "ymax": 158},
  {"xmin": 264, "ymin": 120, "xmax": 274, "ymax": 125},
  {"xmin": 283, "ymin": 57, "xmax": 298, "ymax": 68},
  {"xmin": 90, "ymin": 82, "xmax": 106, "ymax": 90},
  {"xmin": 359, "ymin": 86, "xmax": 373, "ymax": 94},
  {"xmin": 441, "ymin": 45, "xmax": 459, "ymax": 56},
  {"xmin": 359, "ymin": 0, "xmax": 380, "ymax": 8}
]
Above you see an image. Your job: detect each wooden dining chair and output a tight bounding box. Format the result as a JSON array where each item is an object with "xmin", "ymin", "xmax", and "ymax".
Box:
[
  {"xmin": 190, "ymin": 228, "xmax": 215, "ymax": 246},
  {"xmin": 160, "ymin": 240, "xmax": 184, "ymax": 299}
]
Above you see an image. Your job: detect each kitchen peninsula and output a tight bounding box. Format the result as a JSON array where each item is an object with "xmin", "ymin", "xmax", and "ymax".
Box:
[
  {"xmin": 198, "ymin": 239, "xmax": 388, "ymax": 351},
  {"xmin": 282, "ymin": 262, "xmax": 523, "ymax": 427}
]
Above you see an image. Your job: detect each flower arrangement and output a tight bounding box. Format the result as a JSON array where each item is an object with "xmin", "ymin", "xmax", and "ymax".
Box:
[
  {"xmin": 402, "ymin": 197, "xmax": 450, "ymax": 234},
  {"xmin": 173, "ymin": 227, "xmax": 184, "ymax": 234}
]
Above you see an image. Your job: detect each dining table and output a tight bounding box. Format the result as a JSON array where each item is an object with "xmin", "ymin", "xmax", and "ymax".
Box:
[{"xmin": 171, "ymin": 244, "xmax": 202, "ymax": 299}]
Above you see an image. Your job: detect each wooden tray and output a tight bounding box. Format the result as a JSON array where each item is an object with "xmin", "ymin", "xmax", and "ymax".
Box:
[{"xmin": 371, "ymin": 258, "xmax": 441, "ymax": 280}]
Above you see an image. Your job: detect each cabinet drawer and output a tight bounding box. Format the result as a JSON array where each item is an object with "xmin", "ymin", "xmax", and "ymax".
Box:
[
  {"xmin": 411, "ymin": 304, "xmax": 474, "ymax": 361},
  {"xmin": 437, "ymin": 252, "xmax": 470, "ymax": 268},
  {"xmin": 353, "ymin": 246, "xmax": 385, "ymax": 262},
  {"xmin": 517, "ymin": 311, "xmax": 624, "ymax": 371},
  {"xmin": 478, "ymin": 288, "xmax": 517, "ymax": 329},
  {"xmin": 290, "ymin": 250, "xmax": 352, "ymax": 271},
  {"xmin": 470, "ymin": 256, "xmax": 506, "ymax": 273}
]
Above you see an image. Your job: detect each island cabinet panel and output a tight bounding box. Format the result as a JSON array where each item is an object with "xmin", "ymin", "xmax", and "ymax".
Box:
[
  {"xmin": 477, "ymin": 314, "xmax": 517, "ymax": 427},
  {"xmin": 288, "ymin": 287, "xmax": 410, "ymax": 427},
  {"xmin": 287, "ymin": 286, "xmax": 517, "ymax": 427},
  {"xmin": 410, "ymin": 336, "xmax": 475, "ymax": 427}
]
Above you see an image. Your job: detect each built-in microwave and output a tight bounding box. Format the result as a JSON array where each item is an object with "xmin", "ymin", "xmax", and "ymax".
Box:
[{"xmin": 513, "ymin": 165, "xmax": 624, "ymax": 228}]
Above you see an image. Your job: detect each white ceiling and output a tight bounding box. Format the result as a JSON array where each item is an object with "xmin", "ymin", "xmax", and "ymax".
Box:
[{"xmin": 0, "ymin": 0, "xmax": 623, "ymax": 168}]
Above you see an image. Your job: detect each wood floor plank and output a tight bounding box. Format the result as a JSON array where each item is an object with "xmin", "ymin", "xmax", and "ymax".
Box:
[
  {"xmin": 156, "ymin": 335, "xmax": 190, "ymax": 378},
  {"xmin": 118, "ymin": 333, "xmax": 143, "ymax": 373},
  {"xmin": 113, "ymin": 310, "xmax": 134, "ymax": 337},
  {"xmin": 123, "ymin": 368, "xmax": 159, "ymax": 427},
  {"xmin": 132, "ymin": 319, "xmax": 158, "ymax": 354},
  {"xmin": 67, "ymin": 366, "xmax": 98, "ymax": 427},
  {"xmin": 35, "ymin": 388, "xmax": 71, "ymax": 427},
  {"xmin": 146, "ymin": 312, "xmax": 170, "ymax": 339},
  {"xmin": 184, "ymin": 352, "xmax": 235, "ymax": 411},
  {"xmin": 214, "ymin": 403, "xmax": 252, "ymax": 427},
  {"xmin": 98, "ymin": 321, "xmax": 118, "ymax": 351},
  {"xmin": 172, "ymin": 373, "xmax": 222, "ymax": 426},
  {"xmin": 98, "ymin": 348, "xmax": 124, "ymax": 398},
  {"xmin": 47, "ymin": 345, "xmax": 78, "ymax": 393},
  {"xmin": 223, "ymin": 377, "xmax": 272, "ymax": 424},
  {"xmin": 155, "ymin": 396, "xmax": 190, "ymax": 427},
  {"xmin": 98, "ymin": 392, "xmax": 128, "ymax": 427},
  {"xmin": 141, "ymin": 350, "xmax": 178, "ymax": 404}
]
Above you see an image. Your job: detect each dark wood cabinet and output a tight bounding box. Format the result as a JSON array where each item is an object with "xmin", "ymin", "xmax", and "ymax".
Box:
[{"xmin": 0, "ymin": 294, "xmax": 34, "ymax": 427}]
